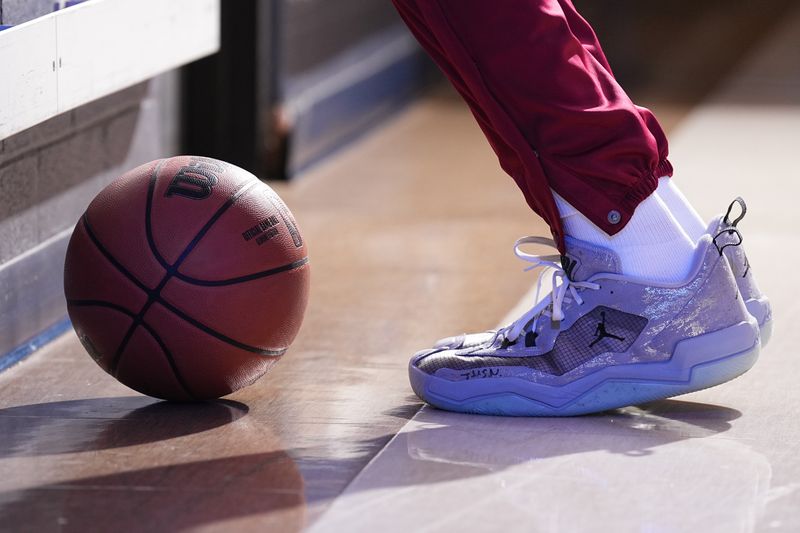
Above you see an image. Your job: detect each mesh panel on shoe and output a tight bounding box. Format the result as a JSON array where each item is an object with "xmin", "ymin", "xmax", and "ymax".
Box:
[{"xmin": 416, "ymin": 306, "xmax": 648, "ymax": 376}]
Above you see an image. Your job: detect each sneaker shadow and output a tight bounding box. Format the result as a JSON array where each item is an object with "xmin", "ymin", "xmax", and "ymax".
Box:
[
  {"xmin": 405, "ymin": 399, "xmax": 742, "ymax": 468},
  {"xmin": 348, "ymin": 399, "xmax": 753, "ymax": 490}
]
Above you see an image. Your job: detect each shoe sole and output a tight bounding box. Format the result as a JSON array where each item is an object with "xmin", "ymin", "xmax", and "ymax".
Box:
[{"xmin": 410, "ymin": 320, "xmax": 760, "ymax": 417}]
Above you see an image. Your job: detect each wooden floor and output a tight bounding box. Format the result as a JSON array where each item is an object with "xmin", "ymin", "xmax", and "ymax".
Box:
[{"xmin": 2, "ymin": 7, "xmax": 799, "ymax": 532}]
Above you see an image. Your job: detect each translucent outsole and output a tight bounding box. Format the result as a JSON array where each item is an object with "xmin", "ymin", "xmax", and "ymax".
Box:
[{"xmin": 410, "ymin": 338, "xmax": 760, "ymax": 417}]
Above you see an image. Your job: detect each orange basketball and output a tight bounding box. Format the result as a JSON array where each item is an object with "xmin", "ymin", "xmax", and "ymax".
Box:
[{"xmin": 63, "ymin": 156, "xmax": 310, "ymax": 400}]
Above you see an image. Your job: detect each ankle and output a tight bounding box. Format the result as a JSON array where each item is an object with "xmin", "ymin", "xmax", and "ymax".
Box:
[{"xmin": 555, "ymin": 190, "xmax": 696, "ymax": 283}]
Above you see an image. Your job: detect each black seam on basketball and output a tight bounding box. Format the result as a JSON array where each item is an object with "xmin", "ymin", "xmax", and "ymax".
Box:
[
  {"xmin": 139, "ymin": 178, "xmax": 286, "ymax": 357},
  {"xmin": 81, "ymin": 175, "xmax": 286, "ymax": 372},
  {"xmin": 145, "ymin": 159, "xmax": 172, "ymax": 270},
  {"xmin": 110, "ymin": 271, "xmax": 173, "ymax": 375},
  {"xmin": 110, "ymin": 324, "xmax": 138, "ymax": 376},
  {"xmin": 67, "ymin": 299, "xmax": 196, "ymax": 399},
  {"xmin": 81, "ymin": 215, "xmax": 151, "ymax": 294},
  {"xmin": 174, "ymin": 256, "xmax": 309, "ymax": 286},
  {"xmin": 136, "ymin": 319, "xmax": 197, "ymax": 400},
  {"xmin": 67, "ymin": 299, "xmax": 137, "ymax": 317},
  {"xmin": 82, "ymin": 211, "xmax": 285, "ymax": 358},
  {"xmin": 81, "ymin": 214, "xmax": 154, "ymax": 375},
  {"xmin": 155, "ymin": 299, "xmax": 287, "ymax": 357},
  {"xmin": 170, "ymin": 179, "xmax": 258, "ymax": 269}
]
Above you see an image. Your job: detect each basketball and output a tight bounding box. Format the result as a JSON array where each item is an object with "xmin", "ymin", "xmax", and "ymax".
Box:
[{"xmin": 63, "ymin": 156, "xmax": 310, "ymax": 401}]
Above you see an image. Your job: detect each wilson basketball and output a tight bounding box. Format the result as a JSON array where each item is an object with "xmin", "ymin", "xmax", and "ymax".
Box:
[{"xmin": 63, "ymin": 156, "xmax": 310, "ymax": 400}]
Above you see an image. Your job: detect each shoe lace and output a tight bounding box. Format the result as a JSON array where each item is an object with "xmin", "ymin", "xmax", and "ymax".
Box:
[{"xmin": 500, "ymin": 236, "xmax": 601, "ymax": 343}]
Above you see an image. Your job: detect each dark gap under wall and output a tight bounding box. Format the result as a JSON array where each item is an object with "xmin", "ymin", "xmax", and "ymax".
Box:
[{"xmin": 182, "ymin": 0, "xmax": 258, "ymax": 176}]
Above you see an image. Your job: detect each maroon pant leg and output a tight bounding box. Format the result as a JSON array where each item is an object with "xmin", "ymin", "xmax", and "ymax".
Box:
[
  {"xmin": 556, "ymin": 0, "xmax": 671, "ymax": 174},
  {"xmin": 391, "ymin": 0, "xmax": 673, "ymax": 250}
]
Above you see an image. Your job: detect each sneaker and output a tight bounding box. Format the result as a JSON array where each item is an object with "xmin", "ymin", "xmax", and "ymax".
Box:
[
  {"xmin": 409, "ymin": 234, "xmax": 760, "ymax": 416},
  {"xmin": 709, "ymin": 198, "xmax": 772, "ymax": 346}
]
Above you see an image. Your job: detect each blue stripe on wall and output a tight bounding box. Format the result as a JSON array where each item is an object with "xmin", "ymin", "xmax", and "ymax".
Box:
[{"xmin": 0, "ymin": 317, "xmax": 72, "ymax": 373}]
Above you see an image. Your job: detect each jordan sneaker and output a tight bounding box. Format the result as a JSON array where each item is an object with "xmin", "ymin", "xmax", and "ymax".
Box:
[{"xmin": 409, "ymin": 233, "xmax": 760, "ymax": 416}]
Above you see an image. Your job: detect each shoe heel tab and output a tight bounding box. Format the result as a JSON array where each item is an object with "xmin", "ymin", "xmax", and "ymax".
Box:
[
  {"xmin": 713, "ymin": 227, "xmax": 743, "ymax": 256},
  {"xmin": 723, "ymin": 197, "xmax": 747, "ymax": 227}
]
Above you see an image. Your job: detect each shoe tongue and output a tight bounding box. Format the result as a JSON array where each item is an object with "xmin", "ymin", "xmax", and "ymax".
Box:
[{"xmin": 562, "ymin": 237, "xmax": 622, "ymax": 281}]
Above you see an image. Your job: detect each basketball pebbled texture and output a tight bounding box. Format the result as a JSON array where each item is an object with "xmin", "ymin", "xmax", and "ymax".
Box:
[{"xmin": 64, "ymin": 156, "xmax": 310, "ymax": 400}]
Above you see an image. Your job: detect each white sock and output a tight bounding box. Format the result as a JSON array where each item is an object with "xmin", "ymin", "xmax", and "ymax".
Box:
[
  {"xmin": 554, "ymin": 181, "xmax": 696, "ymax": 283},
  {"xmin": 655, "ymin": 176, "xmax": 706, "ymax": 243}
]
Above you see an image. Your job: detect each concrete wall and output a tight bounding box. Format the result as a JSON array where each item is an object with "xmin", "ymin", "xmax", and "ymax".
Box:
[
  {"xmin": 0, "ymin": 75, "xmax": 179, "ymax": 263},
  {"xmin": 0, "ymin": 73, "xmax": 180, "ymax": 362},
  {"xmin": 280, "ymin": 0, "xmax": 400, "ymax": 77}
]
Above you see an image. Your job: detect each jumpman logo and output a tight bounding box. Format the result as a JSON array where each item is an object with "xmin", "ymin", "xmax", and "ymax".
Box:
[{"xmin": 589, "ymin": 311, "xmax": 625, "ymax": 347}]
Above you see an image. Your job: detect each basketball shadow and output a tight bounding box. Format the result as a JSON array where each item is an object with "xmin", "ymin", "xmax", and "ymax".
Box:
[
  {"xmin": 0, "ymin": 396, "xmax": 248, "ymax": 457},
  {"xmin": 0, "ymin": 396, "xmax": 311, "ymax": 531},
  {"xmin": 0, "ymin": 451, "xmax": 306, "ymax": 532}
]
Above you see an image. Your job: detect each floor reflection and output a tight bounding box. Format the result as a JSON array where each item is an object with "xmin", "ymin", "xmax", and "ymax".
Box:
[
  {"xmin": 0, "ymin": 452, "xmax": 305, "ymax": 532},
  {"xmin": 313, "ymin": 400, "xmax": 773, "ymax": 533}
]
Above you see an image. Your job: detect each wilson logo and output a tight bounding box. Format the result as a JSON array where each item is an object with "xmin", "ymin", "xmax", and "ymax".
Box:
[{"xmin": 165, "ymin": 157, "xmax": 224, "ymax": 200}]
